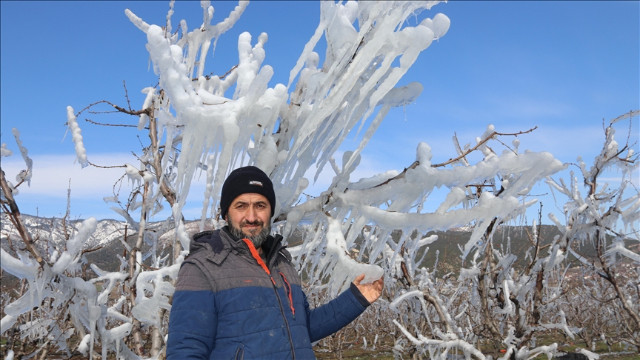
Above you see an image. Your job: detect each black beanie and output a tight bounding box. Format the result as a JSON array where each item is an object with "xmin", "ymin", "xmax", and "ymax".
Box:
[{"xmin": 220, "ymin": 166, "xmax": 276, "ymax": 219}]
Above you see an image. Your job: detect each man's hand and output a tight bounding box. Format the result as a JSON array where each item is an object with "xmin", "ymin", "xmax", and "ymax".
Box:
[{"xmin": 353, "ymin": 274, "xmax": 384, "ymax": 304}]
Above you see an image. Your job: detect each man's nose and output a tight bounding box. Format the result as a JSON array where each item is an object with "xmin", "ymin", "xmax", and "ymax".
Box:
[{"xmin": 245, "ymin": 206, "xmax": 258, "ymax": 221}]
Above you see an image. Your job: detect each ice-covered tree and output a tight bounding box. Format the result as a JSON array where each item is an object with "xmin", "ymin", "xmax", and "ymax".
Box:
[{"xmin": 1, "ymin": 1, "xmax": 638, "ymax": 359}]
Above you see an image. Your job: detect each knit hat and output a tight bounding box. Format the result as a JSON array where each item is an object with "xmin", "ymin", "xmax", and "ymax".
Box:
[{"xmin": 220, "ymin": 166, "xmax": 276, "ymax": 219}]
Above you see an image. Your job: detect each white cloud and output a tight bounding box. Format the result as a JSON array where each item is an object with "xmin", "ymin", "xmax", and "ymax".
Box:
[
  {"xmin": 2, "ymin": 153, "xmax": 137, "ymax": 197},
  {"xmin": 2, "ymin": 153, "xmax": 140, "ymax": 218}
]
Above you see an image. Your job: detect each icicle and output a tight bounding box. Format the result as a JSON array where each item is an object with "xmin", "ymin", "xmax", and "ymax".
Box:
[{"xmin": 65, "ymin": 106, "xmax": 89, "ymax": 168}]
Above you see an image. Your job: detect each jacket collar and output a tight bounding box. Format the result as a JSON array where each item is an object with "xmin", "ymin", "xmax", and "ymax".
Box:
[
  {"xmin": 262, "ymin": 233, "xmax": 286, "ymax": 268},
  {"xmin": 190, "ymin": 227, "xmax": 287, "ymax": 267}
]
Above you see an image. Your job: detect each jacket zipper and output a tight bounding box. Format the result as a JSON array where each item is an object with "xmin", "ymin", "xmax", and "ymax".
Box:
[
  {"xmin": 242, "ymin": 238, "xmax": 296, "ymax": 359},
  {"xmin": 279, "ymin": 272, "xmax": 295, "ymax": 318}
]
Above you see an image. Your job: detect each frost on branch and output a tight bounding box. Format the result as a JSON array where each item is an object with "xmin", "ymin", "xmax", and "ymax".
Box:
[
  {"xmin": 65, "ymin": 106, "xmax": 89, "ymax": 168},
  {"xmin": 124, "ymin": 1, "xmax": 453, "ymax": 226},
  {"xmin": 546, "ymin": 111, "xmax": 640, "ymax": 349}
]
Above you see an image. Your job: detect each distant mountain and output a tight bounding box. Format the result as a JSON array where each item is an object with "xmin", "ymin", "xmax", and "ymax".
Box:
[
  {"xmin": 1, "ymin": 213, "xmax": 129, "ymax": 251},
  {"xmin": 417, "ymin": 225, "xmax": 564, "ymax": 275}
]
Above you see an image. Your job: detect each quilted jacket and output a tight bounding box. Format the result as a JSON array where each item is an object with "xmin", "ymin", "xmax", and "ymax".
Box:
[{"xmin": 166, "ymin": 227, "xmax": 370, "ymax": 359}]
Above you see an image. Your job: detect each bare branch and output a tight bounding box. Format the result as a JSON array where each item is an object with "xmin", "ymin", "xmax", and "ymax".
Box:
[
  {"xmin": 0, "ymin": 170, "xmax": 45, "ymax": 266},
  {"xmin": 371, "ymin": 126, "xmax": 538, "ymax": 189}
]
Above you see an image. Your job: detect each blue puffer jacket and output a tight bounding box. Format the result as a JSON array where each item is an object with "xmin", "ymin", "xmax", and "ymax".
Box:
[{"xmin": 166, "ymin": 228, "xmax": 370, "ymax": 359}]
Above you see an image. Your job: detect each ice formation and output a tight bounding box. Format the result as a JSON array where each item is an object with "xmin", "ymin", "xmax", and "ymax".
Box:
[{"xmin": 2, "ymin": 1, "xmax": 638, "ymax": 359}]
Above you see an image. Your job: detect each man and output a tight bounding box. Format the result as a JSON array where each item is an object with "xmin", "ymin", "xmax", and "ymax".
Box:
[{"xmin": 166, "ymin": 166, "xmax": 384, "ymax": 359}]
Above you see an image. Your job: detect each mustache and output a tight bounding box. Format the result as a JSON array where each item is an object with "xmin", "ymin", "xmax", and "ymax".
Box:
[{"xmin": 241, "ymin": 220, "xmax": 264, "ymax": 227}]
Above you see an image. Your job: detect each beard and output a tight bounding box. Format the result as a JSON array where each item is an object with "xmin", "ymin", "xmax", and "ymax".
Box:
[{"xmin": 228, "ymin": 218, "xmax": 271, "ymax": 249}]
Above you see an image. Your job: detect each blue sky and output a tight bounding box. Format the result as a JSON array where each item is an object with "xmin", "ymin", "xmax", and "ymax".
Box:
[{"xmin": 1, "ymin": 1, "xmax": 638, "ymax": 221}]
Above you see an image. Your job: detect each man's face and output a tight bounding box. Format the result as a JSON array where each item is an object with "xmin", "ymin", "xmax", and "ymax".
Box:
[{"xmin": 226, "ymin": 193, "xmax": 271, "ymax": 247}]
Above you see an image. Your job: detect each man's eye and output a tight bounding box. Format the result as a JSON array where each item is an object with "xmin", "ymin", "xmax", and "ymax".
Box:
[{"xmin": 256, "ymin": 203, "xmax": 266, "ymax": 209}]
